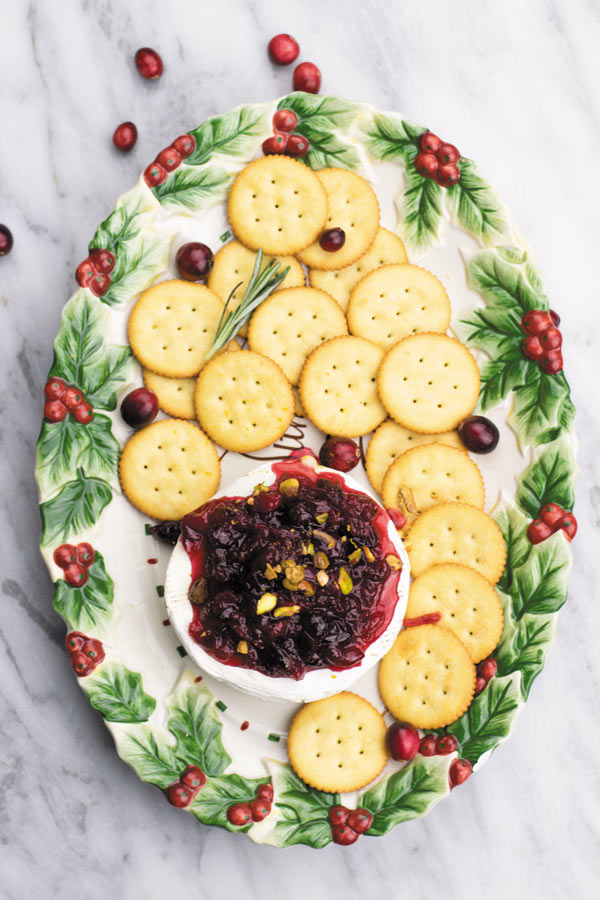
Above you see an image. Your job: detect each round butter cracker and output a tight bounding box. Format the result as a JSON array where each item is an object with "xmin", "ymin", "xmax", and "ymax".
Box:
[{"xmin": 366, "ymin": 420, "xmax": 463, "ymax": 495}]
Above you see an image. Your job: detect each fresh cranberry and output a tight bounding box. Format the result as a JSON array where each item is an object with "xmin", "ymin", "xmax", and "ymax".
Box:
[
  {"xmin": 262, "ymin": 134, "xmax": 288, "ymax": 155},
  {"xmin": 285, "ymin": 133, "xmax": 310, "ymax": 157},
  {"xmin": 419, "ymin": 735, "xmax": 437, "ymax": 756},
  {"xmin": 329, "ymin": 805, "xmax": 349, "ymax": 826},
  {"xmin": 436, "ymin": 143, "xmax": 460, "ymax": 165},
  {"xmin": 540, "ymin": 349, "xmax": 563, "ymax": 374},
  {"xmin": 70, "ymin": 651, "xmax": 92, "ymax": 676},
  {"xmin": 75, "ymin": 258, "xmax": 96, "ymax": 288},
  {"xmin": 253, "ymin": 491, "xmax": 282, "ymax": 514},
  {"xmin": 522, "ymin": 335, "xmax": 545, "ymax": 360},
  {"xmin": 144, "ymin": 162, "xmax": 168, "ymax": 188},
  {"xmin": 457, "ymin": 415, "xmax": 499, "ymax": 454},
  {"xmin": 44, "ymin": 400, "xmax": 67, "ymax": 423},
  {"xmin": 273, "ymin": 109, "xmax": 298, "ymax": 133},
  {"xmin": 135, "ymin": 47, "xmax": 163, "ymax": 80},
  {"xmin": 65, "ymin": 632, "xmax": 85, "ymax": 653},
  {"xmin": 319, "ymin": 437, "xmax": 360, "ymax": 472},
  {"xmin": 332, "ymin": 823, "xmax": 359, "ymax": 845},
  {"xmin": 165, "ymin": 783, "xmax": 194, "ymax": 808},
  {"xmin": 175, "ymin": 242, "xmax": 214, "ymax": 282},
  {"xmin": 347, "ymin": 808, "xmax": 373, "ymax": 835},
  {"xmin": 436, "ymin": 734, "xmax": 459, "ymax": 755},
  {"xmin": 539, "ymin": 503, "xmax": 564, "ymax": 530},
  {"xmin": 73, "ymin": 402, "xmax": 94, "ymax": 425},
  {"xmin": 250, "ymin": 799, "xmax": 271, "ymax": 822},
  {"xmin": 257, "ymin": 783, "xmax": 274, "ymax": 802},
  {"xmin": 112, "ymin": 121, "xmax": 138, "ymax": 151},
  {"xmin": 521, "ymin": 310, "xmax": 553, "ymax": 336},
  {"xmin": 539, "ymin": 326, "xmax": 562, "ymax": 351},
  {"xmin": 267, "ymin": 33, "xmax": 299, "ymax": 65},
  {"xmin": 477, "ymin": 658, "xmax": 498, "ymax": 681},
  {"xmin": 420, "ymin": 132, "xmax": 442, "ymax": 153},
  {"xmin": 180, "ymin": 765, "xmax": 206, "ymax": 791},
  {"xmin": 475, "ymin": 675, "xmax": 487, "ymax": 694},
  {"xmin": 63, "ymin": 386, "xmax": 84, "ymax": 412},
  {"xmin": 449, "ymin": 758, "xmax": 473, "ymax": 788},
  {"xmin": 527, "ymin": 518, "xmax": 552, "ymax": 544},
  {"xmin": 173, "ymin": 134, "xmax": 196, "ymax": 158},
  {"xmin": 149, "ymin": 520, "xmax": 181, "ymax": 545},
  {"xmin": 156, "ymin": 146, "xmax": 182, "ymax": 172},
  {"xmin": 76, "ymin": 542, "xmax": 95, "ymax": 567},
  {"xmin": 319, "ymin": 228, "xmax": 346, "ymax": 252},
  {"xmin": 44, "ymin": 377, "xmax": 67, "ymax": 401},
  {"xmin": 435, "ymin": 164, "xmax": 460, "ymax": 187},
  {"xmin": 89, "ymin": 273, "xmax": 111, "ymax": 297},
  {"xmin": 557, "ymin": 512, "xmax": 577, "ymax": 541},
  {"xmin": 226, "ymin": 803, "xmax": 252, "ymax": 826},
  {"xmin": 0, "ymin": 224, "xmax": 13, "ymax": 256},
  {"xmin": 54, "ymin": 543, "xmax": 78, "ymax": 569},
  {"xmin": 550, "ymin": 309, "xmax": 561, "ymax": 327},
  {"xmin": 414, "ymin": 152, "xmax": 438, "ymax": 177},
  {"xmin": 120, "ymin": 387, "xmax": 159, "ymax": 428},
  {"xmin": 293, "ymin": 62, "xmax": 321, "ymax": 94},
  {"xmin": 386, "ymin": 721, "xmax": 420, "ymax": 761},
  {"xmin": 89, "ymin": 248, "xmax": 116, "ymax": 275},
  {"xmin": 64, "ymin": 563, "xmax": 89, "ymax": 588},
  {"xmin": 387, "ymin": 508, "xmax": 407, "ymax": 530}
]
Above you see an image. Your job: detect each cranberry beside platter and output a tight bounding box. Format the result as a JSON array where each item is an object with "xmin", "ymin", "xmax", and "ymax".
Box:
[{"xmin": 165, "ymin": 455, "xmax": 410, "ymax": 703}]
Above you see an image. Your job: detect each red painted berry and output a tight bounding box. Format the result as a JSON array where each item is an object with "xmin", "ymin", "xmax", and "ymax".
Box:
[
  {"xmin": 262, "ymin": 134, "xmax": 288, "ymax": 156},
  {"xmin": 332, "ymin": 823, "xmax": 359, "ymax": 845},
  {"xmin": 135, "ymin": 47, "xmax": 163, "ymax": 80},
  {"xmin": 112, "ymin": 121, "xmax": 138, "ymax": 151},
  {"xmin": 44, "ymin": 400, "xmax": 67, "ymax": 422},
  {"xmin": 173, "ymin": 134, "xmax": 196, "ymax": 158},
  {"xmin": 436, "ymin": 143, "xmax": 460, "ymax": 165},
  {"xmin": 180, "ymin": 765, "xmax": 206, "ymax": 791},
  {"xmin": 420, "ymin": 132, "xmax": 442, "ymax": 153},
  {"xmin": 527, "ymin": 518, "xmax": 552, "ymax": 544},
  {"xmin": 319, "ymin": 228, "xmax": 346, "ymax": 253},
  {"xmin": 226, "ymin": 803, "xmax": 252, "ymax": 827},
  {"xmin": 250, "ymin": 799, "xmax": 271, "ymax": 822},
  {"xmin": 386, "ymin": 721, "xmax": 420, "ymax": 761},
  {"xmin": 54, "ymin": 543, "xmax": 78, "ymax": 569},
  {"xmin": 475, "ymin": 675, "xmax": 487, "ymax": 695},
  {"xmin": 267, "ymin": 33, "xmax": 300, "ymax": 66},
  {"xmin": 73, "ymin": 402, "xmax": 94, "ymax": 425},
  {"xmin": 293, "ymin": 62, "xmax": 321, "ymax": 94},
  {"xmin": 156, "ymin": 146, "xmax": 182, "ymax": 172},
  {"xmin": 165, "ymin": 783, "xmax": 194, "ymax": 808},
  {"xmin": 414, "ymin": 152, "xmax": 439, "ymax": 177},
  {"xmin": 319, "ymin": 437, "xmax": 360, "ymax": 472},
  {"xmin": 347, "ymin": 808, "xmax": 373, "ymax": 835},
  {"xmin": 477, "ymin": 658, "xmax": 498, "ymax": 681},
  {"xmin": 557, "ymin": 513, "xmax": 577, "ymax": 542},
  {"xmin": 70, "ymin": 651, "xmax": 92, "ymax": 676},
  {"xmin": 522, "ymin": 335, "xmax": 545, "ymax": 360},
  {"xmin": 550, "ymin": 309, "xmax": 561, "ymax": 327},
  {"xmin": 273, "ymin": 109, "xmax": 298, "ymax": 133},
  {"xmin": 144, "ymin": 162, "xmax": 168, "ymax": 188},
  {"xmin": 521, "ymin": 310, "xmax": 553, "ymax": 336},
  {"xmin": 387, "ymin": 508, "xmax": 407, "ymax": 531},
  {"xmin": 419, "ymin": 735, "xmax": 437, "ymax": 756},
  {"xmin": 449, "ymin": 757, "xmax": 473, "ymax": 788},
  {"xmin": 64, "ymin": 563, "xmax": 89, "ymax": 588},
  {"xmin": 329, "ymin": 805, "xmax": 349, "ymax": 826},
  {"xmin": 457, "ymin": 415, "xmax": 499, "ymax": 454},
  {"xmin": 539, "ymin": 326, "xmax": 562, "ymax": 351},
  {"xmin": 63, "ymin": 386, "xmax": 84, "ymax": 412},
  {"xmin": 285, "ymin": 133, "xmax": 310, "ymax": 157},
  {"xmin": 76, "ymin": 542, "xmax": 95, "ymax": 567},
  {"xmin": 75, "ymin": 258, "xmax": 96, "ymax": 288},
  {"xmin": 175, "ymin": 242, "xmax": 214, "ymax": 282},
  {"xmin": 436, "ymin": 734, "xmax": 459, "ymax": 755},
  {"xmin": 435, "ymin": 163, "xmax": 461, "ymax": 187},
  {"xmin": 89, "ymin": 273, "xmax": 111, "ymax": 297},
  {"xmin": 253, "ymin": 491, "xmax": 282, "ymax": 514},
  {"xmin": 540, "ymin": 503, "xmax": 564, "ymax": 530},
  {"xmin": 257, "ymin": 783, "xmax": 274, "ymax": 802},
  {"xmin": 89, "ymin": 248, "xmax": 116, "ymax": 275},
  {"xmin": 44, "ymin": 377, "xmax": 67, "ymax": 401},
  {"xmin": 66, "ymin": 632, "xmax": 85, "ymax": 653},
  {"xmin": 81, "ymin": 638, "xmax": 103, "ymax": 661},
  {"xmin": 120, "ymin": 387, "xmax": 159, "ymax": 428},
  {"xmin": 540, "ymin": 349, "xmax": 563, "ymax": 374},
  {"xmin": 0, "ymin": 224, "xmax": 13, "ymax": 256}
]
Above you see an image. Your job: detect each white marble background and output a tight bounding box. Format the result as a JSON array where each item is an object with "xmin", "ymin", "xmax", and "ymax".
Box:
[{"xmin": 1, "ymin": 0, "xmax": 599, "ymax": 897}]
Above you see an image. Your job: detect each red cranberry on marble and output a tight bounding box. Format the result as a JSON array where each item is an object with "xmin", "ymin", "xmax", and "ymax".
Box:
[
  {"xmin": 436, "ymin": 143, "xmax": 460, "ymax": 165},
  {"xmin": 386, "ymin": 721, "xmax": 420, "ymax": 761},
  {"xmin": 173, "ymin": 134, "xmax": 196, "ymax": 158},
  {"xmin": 267, "ymin": 33, "xmax": 300, "ymax": 66},
  {"xmin": 44, "ymin": 377, "xmax": 67, "ymax": 402},
  {"xmin": 113, "ymin": 121, "xmax": 138, "ymax": 151},
  {"xmin": 347, "ymin": 808, "xmax": 373, "ymax": 835},
  {"xmin": 319, "ymin": 228, "xmax": 346, "ymax": 252},
  {"xmin": 64, "ymin": 563, "xmax": 89, "ymax": 588},
  {"xmin": 73, "ymin": 402, "xmax": 94, "ymax": 425},
  {"xmin": 420, "ymin": 132, "xmax": 442, "ymax": 154},
  {"xmin": 149, "ymin": 521, "xmax": 181, "ymax": 545},
  {"xmin": 226, "ymin": 803, "xmax": 252, "ymax": 827},
  {"xmin": 329, "ymin": 805, "xmax": 349, "ymax": 826},
  {"xmin": 175, "ymin": 242, "xmax": 214, "ymax": 282},
  {"xmin": 414, "ymin": 152, "xmax": 439, "ymax": 178},
  {"xmin": 135, "ymin": 47, "xmax": 163, "ymax": 80},
  {"xmin": 262, "ymin": 134, "xmax": 288, "ymax": 156},
  {"xmin": 285, "ymin": 133, "xmax": 310, "ymax": 157},
  {"xmin": 449, "ymin": 758, "xmax": 473, "ymax": 788},
  {"xmin": 144, "ymin": 162, "xmax": 168, "ymax": 188},
  {"xmin": 273, "ymin": 109, "xmax": 298, "ymax": 133},
  {"xmin": 0, "ymin": 224, "xmax": 13, "ymax": 256},
  {"xmin": 76, "ymin": 542, "xmax": 95, "ymax": 567},
  {"xmin": 292, "ymin": 62, "xmax": 321, "ymax": 94},
  {"xmin": 435, "ymin": 163, "xmax": 460, "ymax": 187},
  {"xmin": 89, "ymin": 248, "xmax": 116, "ymax": 274},
  {"xmin": 457, "ymin": 415, "xmax": 499, "ymax": 454},
  {"xmin": 435, "ymin": 734, "xmax": 458, "ymax": 755},
  {"xmin": 165, "ymin": 783, "xmax": 194, "ymax": 808},
  {"xmin": 319, "ymin": 437, "xmax": 360, "ymax": 472},
  {"xmin": 54, "ymin": 543, "xmax": 78, "ymax": 569},
  {"xmin": 156, "ymin": 146, "xmax": 182, "ymax": 172},
  {"xmin": 331, "ymin": 823, "xmax": 359, "ymax": 845},
  {"xmin": 120, "ymin": 387, "xmax": 159, "ymax": 428},
  {"xmin": 44, "ymin": 400, "xmax": 67, "ymax": 423}
]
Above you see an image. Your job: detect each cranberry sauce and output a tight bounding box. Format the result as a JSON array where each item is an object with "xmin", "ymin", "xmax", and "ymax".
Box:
[{"xmin": 180, "ymin": 460, "xmax": 402, "ymax": 680}]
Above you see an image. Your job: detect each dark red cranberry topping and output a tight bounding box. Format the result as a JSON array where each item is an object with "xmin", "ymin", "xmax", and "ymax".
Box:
[
  {"xmin": 319, "ymin": 228, "xmax": 346, "ymax": 253},
  {"xmin": 149, "ymin": 520, "xmax": 182, "ymax": 545},
  {"xmin": 175, "ymin": 242, "xmax": 214, "ymax": 282},
  {"xmin": 457, "ymin": 415, "xmax": 499, "ymax": 454}
]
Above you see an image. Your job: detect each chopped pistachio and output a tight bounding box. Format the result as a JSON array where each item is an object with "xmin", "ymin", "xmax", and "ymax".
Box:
[
  {"xmin": 348, "ymin": 548, "xmax": 362, "ymax": 565},
  {"xmin": 282, "ymin": 578, "xmax": 300, "ymax": 591},
  {"xmin": 188, "ymin": 578, "xmax": 207, "ymax": 605},
  {"xmin": 253, "ymin": 482, "xmax": 269, "ymax": 495},
  {"xmin": 236, "ymin": 640, "xmax": 249, "ymax": 654},
  {"xmin": 362, "ymin": 546, "xmax": 375, "ymax": 563},
  {"xmin": 314, "ymin": 551, "xmax": 329, "ymax": 570},
  {"xmin": 264, "ymin": 563, "xmax": 278, "ymax": 580},
  {"xmin": 256, "ymin": 592, "xmax": 277, "ymax": 615},
  {"xmin": 386, "ymin": 554, "xmax": 402, "ymax": 571},
  {"xmin": 313, "ymin": 529, "xmax": 336, "ymax": 550},
  {"xmin": 301, "ymin": 541, "xmax": 315, "ymax": 556},
  {"xmin": 284, "ymin": 563, "xmax": 305, "ymax": 584},
  {"xmin": 273, "ymin": 604, "xmax": 301, "ymax": 618},
  {"xmin": 279, "ymin": 477, "xmax": 299, "ymax": 498},
  {"xmin": 298, "ymin": 580, "xmax": 315, "ymax": 596},
  {"xmin": 316, "ymin": 570, "xmax": 329, "ymax": 587},
  {"xmin": 315, "ymin": 512, "xmax": 328, "ymax": 525},
  {"xmin": 338, "ymin": 567, "xmax": 353, "ymax": 595},
  {"xmin": 246, "ymin": 496, "xmax": 255, "ymax": 506}
]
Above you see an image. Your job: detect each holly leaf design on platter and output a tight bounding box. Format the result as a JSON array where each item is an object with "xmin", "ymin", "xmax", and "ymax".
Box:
[
  {"xmin": 186, "ymin": 105, "xmax": 269, "ymax": 167},
  {"xmin": 363, "ymin": 111, "xmax": 424, "ymax": 161},
  {"xmin": 53, "ymin": 550, "xmax": 113, "ymax": 631},
  {"xmin": 402, "ymin": 164, "xmax": 443, "ymax": 252},
  {"xmin": 100, "ymin": 232, "xmax": 172, "ymax": 308},
  {"xmin": 271, "ymin": 762, "xmax": 339, "ymax": 849},
  {"xmin": 276, "ymin": 94, "xmax": 362, "ymax": 170},
  {"xmin": 84, "ymin": 662, "xmax": 156, "ymax": 723},
  {"xmin": 116, "ymin": 728, "xmax": 180, "ymax": 789},
  {"xmin": 152, "ymin": 164, "xmax": 230, "ymax": 212},
  {"xmin": 495, "ymin": 610, "xmax": 556, "ymax": 699},
  {"xmin": 509, "ymin": 531, "xmax": 571, "ymax": 620},
  {"xmin": 190, "ymin": 774, "xmax": 266, "ymax": 832},
  {"xmin": 40, "ymin": 471, "xmax": 112, "ymax": 546},
  {"xmin": 495, "ymin": 505, "xmax": 534, "ymax": 595},
  {"xmin": 510, "ymin": 370, "xmax": 574, "ymax": 447},
  {"xmin": 515, "ymin": 437, "xmax": 576, "ymax": 519},
  {"xmin": 89, "ymin": 204, "xmax": 143, "ymax": 256},
  {"xmin": 359, "ymin": 756, "xmax": 450, "ymax": 836},
  {"xmin": 166, "ymin": 674, "xmax": 231, "ymax": 776},
  {"xmin": 37, "ymin": 414, "xmax": 120, "ymax": 496},
  {"xmin": 446, "ymin": 157, "xmax": 508, "ymax": 244},
  {"xmin": 466, "ymin": 247, "xmax": 548, "ymax": 313}
]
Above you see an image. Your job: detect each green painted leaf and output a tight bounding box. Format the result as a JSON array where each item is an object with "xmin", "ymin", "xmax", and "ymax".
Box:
[
  {"xmin": 272, "ymin": 763, "xmax": 339, "ymax": 849},
  {"xmin": 117, "ymin": 728, "xmax": 180, "ymax": 789},
  {"xmin": 84, "ymin": 662, "xmax": 156, "ymax": 722},
  {"xmin": 363, "ymin": 111, "xmax": 424, "ymax": 161},
  {"xmin": 466, "ymin": 248, "xmax": 547, "ymax": 313},
  {"xmin": 40, "ymin": 471, "xmax": 112, "ymax": 546},
  {"xmin": 190, "ymin": 774, "xmax": 266, "ymax": 832},
  {"xmin": 152, "ymin": 164, "xmax": 230, "ymax": 212},
  {"xmin": 516, "ymin": 437, "xmax": 576, "ymax": 518},
  {"xmin": 53, "ymin": 550, "xmax": 113, "ymax": 631},
  {"xmin": 187, "ymin": 105, "xmax": 269, "ymax": 167},
  {"xmin": 275, "ymin": 94, "xmax": 362, "ymax": 170},
  {"xmin": 293, "ymin": 123, "xmax": 359, "ymax": 170},
  {"xmin": 509, "ymin": 531, "xmax": 571, "ymax": 619},
  {"xmin": 100, "ymin": 232, "xmax": 172, "ymax": 307},
  {"xmin": 37, "ymin": 415, "xmax": 119, "ymax": 497},
  {"xmin": 496, "ymin": 610, "xmax": 556, "ymax": 699},
  {"xmin": 457, "ymin": 305, "xmax": 523, "ymax": 357},
  {"xmin": 402, "ymin": 163, "xmax": 443, "ymax": 251},
  {"xmin": 510, "ymin": 370, "xmax": 573, "ymax": 446},
  {"xmin": 447, "ymin": 158, "xmax": 507, "ymax": 243},
  {"xmin": 477, "ymin": 351, "xmax": 532, "ymax": 412},
  {"xmin": 440, "ymin": 674, "xmax": 521, "ymax": 764},
  {"xmin": 166, "ymin": 676, "xmax": 231, "ymax": 776},
  {"xmin": 89, "ymin": 204, "xmax": 142, "ymax": 255},
  {"xmin": 495, "ymin": 505, "xmax": 533, "ymax": 594},
  {"xmin": 359, "ymin": 756, "xmax": 450, "ymax": 836},
  {"xmin": 49, "ymin": 291, "xmax": 134, "ymax": 410}
]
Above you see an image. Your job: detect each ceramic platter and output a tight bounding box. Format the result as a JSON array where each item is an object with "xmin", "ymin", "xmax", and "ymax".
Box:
[{"xmin": 36, "ymin": 94, "xmax": 577, "ymax": 848}]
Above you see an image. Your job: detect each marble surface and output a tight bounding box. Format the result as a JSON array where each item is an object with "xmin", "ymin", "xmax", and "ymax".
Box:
[{"xmin": 1, "ymin": 0, "xmax": 599, "ymax": 896}]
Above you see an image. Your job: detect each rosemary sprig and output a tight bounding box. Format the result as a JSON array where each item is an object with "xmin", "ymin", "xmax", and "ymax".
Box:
[{"xmin": 205, "ymin": 250, "xmax": 290, "ymax": 360}]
